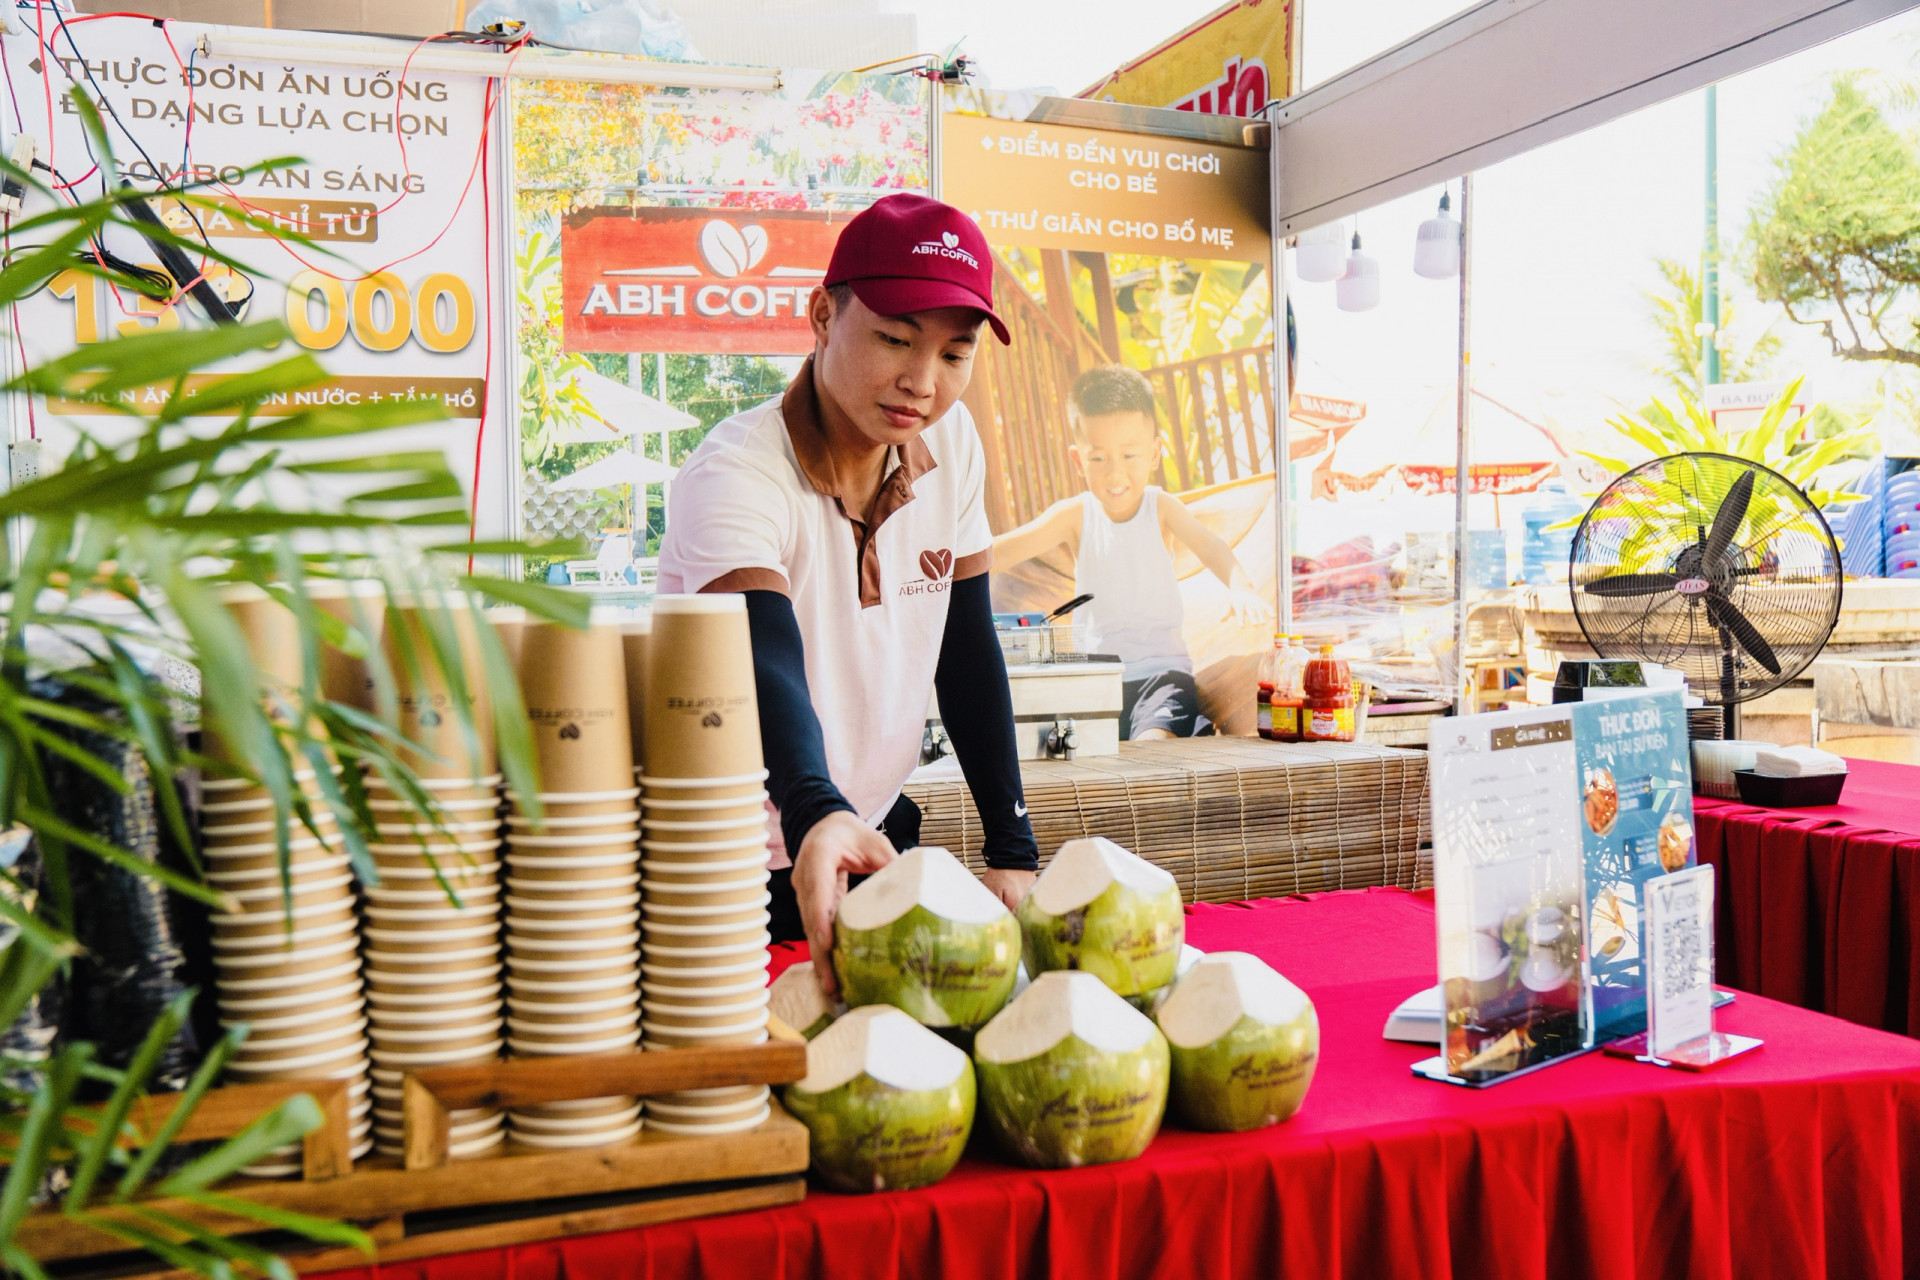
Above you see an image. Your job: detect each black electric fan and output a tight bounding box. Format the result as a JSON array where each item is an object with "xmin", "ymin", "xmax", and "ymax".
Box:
[{"xmin": 1570, "ymin": 452, "xmax": 1843, "ymax": 737}]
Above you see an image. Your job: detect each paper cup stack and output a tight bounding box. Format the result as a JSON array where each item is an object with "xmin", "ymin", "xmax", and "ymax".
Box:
[
  {"xmin": 503, "ymin": 613, "xmax": 644, "ymax": 1149},
  {"xmin": 638, "ymin": 595, "xmax": 774, "ymax": 1135},
  {"xmin": 203, "ymin": 587, "xmax": 373, "ymax": 1174},
  {"xmin": 361, "ymin": 595, "xmax": 507, "ymax": 1160}
]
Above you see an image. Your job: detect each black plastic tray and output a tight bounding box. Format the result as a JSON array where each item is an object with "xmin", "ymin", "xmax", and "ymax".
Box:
[{"xmin": 1732, "ymin": 768, "xmax": 1847, "ymax": 807}]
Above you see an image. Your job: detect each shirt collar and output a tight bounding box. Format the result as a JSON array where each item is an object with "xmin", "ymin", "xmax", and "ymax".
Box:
[{"xmin": 781, "ymin": 355, "xmax": 936, "ymax": 508}]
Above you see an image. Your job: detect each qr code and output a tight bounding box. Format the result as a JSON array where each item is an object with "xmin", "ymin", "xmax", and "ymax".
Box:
[{"xmin": 1658, "ymin": 914, "xmax": 1703, "ymax": 1000}]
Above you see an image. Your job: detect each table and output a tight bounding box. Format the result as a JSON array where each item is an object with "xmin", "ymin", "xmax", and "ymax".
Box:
[
  {"xmin": 1695, "ymin": 757, "xmax": 1920, "ymax": 1037},
  {"xmin": 321, "ymin": 888, "xmax": 1920, "ymax": 1280}
]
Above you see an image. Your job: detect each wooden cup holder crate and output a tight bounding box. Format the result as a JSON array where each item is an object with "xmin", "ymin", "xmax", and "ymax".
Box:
[{"xmin": 25, "ymin": 1036, "xmax": 812, "ymax": 1273}]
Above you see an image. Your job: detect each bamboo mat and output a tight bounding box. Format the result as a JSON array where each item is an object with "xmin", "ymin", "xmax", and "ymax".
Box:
[{"xmin": 905, "ymin": 738, "xmax": 1432, "ymax": 903}]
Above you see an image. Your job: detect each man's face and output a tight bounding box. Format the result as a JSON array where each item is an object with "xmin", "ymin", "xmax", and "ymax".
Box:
[
  {"xmin": 1071, "ymin": 412, "xmax": 1163, "ymax": 519},
  {"xmin": 811, "ymin": 289, "xmax": 982, "ymax": 449}
]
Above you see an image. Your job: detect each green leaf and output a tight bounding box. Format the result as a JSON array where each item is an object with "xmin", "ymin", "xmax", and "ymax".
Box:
[
  {"xmin": 17, "ymin": 805, "xmax": 229, "ymax": 910},
  {"xmin": 118, "ymin": 1025, "xmax": 244, "ymax": 1199},
  {"xmin": 430, "ymin": 538, "xmax": 589, "ymax": 559},
  {"xmin": 65, "ymin": 988, "xmax": 197, "ymax": 1211},
  {"xmin": 458, "ymin": 576, "xmax": 592, "ymax": 628},
  {"xmin": 187, "ymin": 1193, "xmax": 375, "ymax": 1255},
  {"xmin": 0, "ymin": 1043, "xmax": 92, "ymax": 1242},
  {"xmin": 155, "ymin": 1095, "xmax": 325, "ymax": 1196}
]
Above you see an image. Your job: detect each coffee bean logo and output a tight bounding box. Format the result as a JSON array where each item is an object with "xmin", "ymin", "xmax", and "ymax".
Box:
[
  {"xmin": 558, "ymin": 722, "xmax": 582, "ymax": 740},
  {"xmin": 420, "ymin": 708, "xmax": 442, "ymax": 728},
  {"xmin": 701, "ymin": 711, "xmax": 723, "ymax": 729}
]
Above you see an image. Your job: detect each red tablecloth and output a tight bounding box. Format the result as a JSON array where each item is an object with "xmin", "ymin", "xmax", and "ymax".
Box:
[
  {"xmin": 321, "ymin": 888, "xmax": 1920, "ymax": 1280},
  {"xmin": 1696, "ymin": 757, "xmax": 1920, "ymax": 1037}
]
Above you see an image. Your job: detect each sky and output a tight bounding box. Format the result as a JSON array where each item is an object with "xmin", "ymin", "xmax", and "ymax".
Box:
[{"xmin": 878, "ymin": 0, "xmax": 1920, "ymax": 551}]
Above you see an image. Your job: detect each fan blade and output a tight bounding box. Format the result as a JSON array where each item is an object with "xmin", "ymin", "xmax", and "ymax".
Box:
[
  {"xmin": 1704, "ymin": 590, "xmax": 1782, "ymax": 676},
  {"xmin": 1703, "ymin": 468, "xmax": 1755, "ymax": 571},
  {"xmin": 1583, "ymin": 573, "xmax": 1680, "ymax": 597}
]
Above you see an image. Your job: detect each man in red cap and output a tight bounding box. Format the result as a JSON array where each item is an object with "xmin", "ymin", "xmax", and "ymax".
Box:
[{"xmin": 658, "ymin": 193, "xmax": 1038, "ymax": 999}]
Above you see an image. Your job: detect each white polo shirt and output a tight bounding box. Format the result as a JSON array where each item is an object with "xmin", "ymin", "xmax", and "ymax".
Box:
[{"xmin": 656, "ymin": 358, "xmax": 993, "ymax": 867}]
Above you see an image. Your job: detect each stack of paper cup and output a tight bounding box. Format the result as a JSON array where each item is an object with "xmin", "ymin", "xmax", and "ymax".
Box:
[
  {"xmin": 637, "ymin": 595, "xmax": 773, "ymax": 1135},
  {"xmin": 361, "ymin": 595, "xmax": 507, "ymax": 1160},
  {"xmin": 503, "ymin": 614, "xmax": 643, "ymax": 1149},
  {"xmin": 202, "ymin": 587, "xmax": 374, "ymax": 1174}
]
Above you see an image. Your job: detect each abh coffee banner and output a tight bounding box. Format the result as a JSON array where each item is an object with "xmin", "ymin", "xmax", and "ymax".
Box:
[
  {"xmin": 561, "ymin": 208, "xmax": 844, "ymax": 355},
  {"xmin": 0, "ymin": 18, "xmax": 492, "ymax": 424}
]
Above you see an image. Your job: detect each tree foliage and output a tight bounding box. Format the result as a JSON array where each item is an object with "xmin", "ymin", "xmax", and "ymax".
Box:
[
  {"xmin": 1746, "ymin": 77, "xmax": 1920, "ymax": 366},
  {"xmin": 1645, "ymin": 257, "xmax": 1780, "ymax": 400}
]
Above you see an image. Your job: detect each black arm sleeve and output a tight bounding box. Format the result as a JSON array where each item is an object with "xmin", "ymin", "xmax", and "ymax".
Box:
[
  {"xmin": 935, "ymin": 573, "xmax": 1040, "ymax": 871},
  {"xmin": 743, "ymin": 589, "xmax": 855, "ymax": 856}
]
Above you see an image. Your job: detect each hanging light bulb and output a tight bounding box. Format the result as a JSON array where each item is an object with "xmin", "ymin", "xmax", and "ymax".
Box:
[
  {"xmin": 1295, "ymin": 220, "xmax": 1347, "ymax": 283},
  {"xmin": 1336, "ymin": 232, "xmax": 1380, "ymax": 312},
  {"xmin": 1413, "ymin": 190, "xmax": 1461, "ymax": 280}
]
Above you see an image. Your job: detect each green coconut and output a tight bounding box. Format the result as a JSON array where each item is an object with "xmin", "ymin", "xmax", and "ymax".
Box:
[
  {"xmin": 1125, "ymin": 944, "xmax": 1206, "ymax": 1016},
  {"xmin": 1156, "ymin": 951, "xmax": 1319, "ymax": 1132},
  {"xmin": 769, "ymin": 962, "xmax": 837, "ymax": 1040},
  {"xmin": 973, "ymin": 970, "xmax": 1169, "ymax": 1169},
  {"xmin": 833, "ymin": 846, "xmax": 1020, "ymax": 1029},
  {"xmin": 1019, "ymin": 837, "xmax": 1184, "ymax": 995},
  {"xmin": 783, "ymin": 1005, "xmax": 975, "ymax": 1194}
]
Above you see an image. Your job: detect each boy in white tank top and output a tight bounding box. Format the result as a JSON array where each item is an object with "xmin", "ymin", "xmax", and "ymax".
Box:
[{"xmin": 993, "ymin": 365, "xmax": 1273, "ymax": 738}]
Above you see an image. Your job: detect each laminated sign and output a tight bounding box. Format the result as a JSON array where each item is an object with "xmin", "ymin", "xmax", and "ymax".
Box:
[
  {"xmin": 1427, "ymin": 689, "xmax": 1695, "ymax": 1082},
  {"xmin": 561, "ymin": 208, "xmax": 847, "ymax": 355}
]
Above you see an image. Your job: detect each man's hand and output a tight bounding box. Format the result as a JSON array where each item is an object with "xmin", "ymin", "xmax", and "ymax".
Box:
[
  {"xmin": 980, "ymin": 866, "xmax": 1036, "ymax": 913},
  {"xmin": 793, "ymin": 811, "xmax": 897, "ymax": 1002}
]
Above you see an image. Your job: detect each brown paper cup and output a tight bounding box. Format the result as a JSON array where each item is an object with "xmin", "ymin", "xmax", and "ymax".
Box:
[
  {"xmin": 220, "ymin": 874, "xmax": 355, "ymax": 911},
  {"xmin": 205, "ymin": 852, "xmax": 353, "ymax": 886},
  {"xmin": 638, "ymin": 857, "xmax": 771, "ymax": 887},
  {"xmin": 216, "ymin": 958, "xmax": 362, "ymax": 997},
  {"xmin": 307, "ymin": 579, "xmax": 387, "ymax": 712},
  {"xmin": 640, "ymin": 878, "xmax": 771, "ymax": 910},
  {"xmin": 508, "ymin": 991, "xmax": 638, "ymax": 1019},
  {"xmin": 368, "ymin": 1040, "xmax": 503, "ymax": 1070},
  {"xmin": 363, "ymin": 944, "xmax": 501, "ymax": 974},
  {"xmin": 639, "ymin": 772, "xmax": 769, "ymax": 804},
  {"xmin": 506, "ymin": 815, "xmax": 642, "ymax": 840},
  {"xmin": 363, "ymin": 882, "xmax": 503, "ymax": 909},
  {"xmin": 504, "ymin": 929, "xmax": 638, "ymax": 956},
  {"xmin": 385, "ymin": 593, "xmax": 496, "ymax": 779},
  {"xmin": 364, "ymin": 962, "xmax": 501, "ymax": 992},
  {"xmin": 226, "ymin": 1037, "xmax": 370, "ymax": 1076},
  {"xmin": 235, "ymin": 1016, "xmax": 371, "ymax": 1058},
  {"xmin": 366, "ymin": 982, "xmax": 503, "ymax": 1009},
  {"xmin": 505, "ymin": 852, "xmax": 639, "ymax": 880},
  {"xmin": 638, "ymin": 953, "xmax": 769, "ymax": 984},
  {"xmin": 620, "ymin": 619, "xmax": 650, "ymax": 773},
  {"xmin": 213, "ymin": 902, "xmax": 359, "ymax": 942},
  {"xmin": 644, "ymin": 1105, "xmax": 769, "ymax": 1136},
  {"xmin": 640, "ymin": 1015, "xmax": 768, "ymax": 1045},
  {"xmin": 505, "ymin": 1011, "xmax": 637, "ymax": 1039},
  {"xmin": 490, "ymin": 606, "xmax": 528, "ymax": 670},
  {"xmin": 362, "ymin": 920, "xmax": 499, "ymax": 949},
  {"xmin": 639, "ymin": 834, "xmax": 769, "ymax": 861},
  {"xmin": 652, "ymin": 1084, "xmax": 769, "ymax": 1110},
  {"xmin": 504, "ymin": 832, "xmax": 640, "ymax": 856},
  {"xmin": 367, "ymin": 775, "xmax": 502, "ymax": 805},
  {"xmin": 212, "ymin": 917, "xmax": 359, "ymax": 953},
  {"xmin": 641, "ymin": 990, "xmax": 769, "ymax": 1022},
  {"xmin": 221, "ymin": 980, "xmax": 364, "ymax": 1017},
  {"xmin": 641, "ymin": 914, "xmax": 770, "ymax": 945},
  {"xmin": 367, "ymin": 858, "xmax": 499, "ymax": 884},
  {"xmin": 640, "ymin": 815, "xmax": 768, "ymax": 840},
  {"xmin": 518, "ymin": 618, "xmax": 634, "ymax": 793},
  {"xmin": 508, "ymin": 1119, "xmax": 643, "ymax": 1148},
  {"xmin": 504, "ymin": 878, "xmax": 639, "ymax": 904},
  {"xmin": 212, "ymin": 934, "xmax": 361, "ymax": 974},
  {"xmin": 504, "ymin": 950, "xmax": 640, "ymax": 978},
  {"xmin": 366, "ymin": 1002, "xmax": 501, "ymax": 1031},
  {"xmin": 641, "ymin": 890, "xmax": 772, "ymax": 920},
  {"xmin": 366, "ymin": 1019, "xmax": 503, "ymax": 1051},
  {"xmin": 507, "ymin": 1029, "xmax": 640, "ymax": 1056},
  {"xmin": 222, "ymin": 998, "xmax": 366, "ymax": 1040},
  {"xmin": 506, "ymin": 913, "xmax": 640, "ymax": 941},
  {"xmin": 202, "ymin": 810, "xmax": 340, "ymax": 842},
  {"xmin": 511, "ymin": 1103, "xmax": 642, "ymax": 1134},
  {"xmin": 640, "ymin": 791, "xmax": 770, "ymax": 819},
  {"xmin": 643, "ymin": 596, "xmax": 760, "ymax": 779},
  {"xmin": 507, "ymin": 789, "xmax": 640, "ymax": 819},
  {"xmin": 503, "ymin": 974, "xmax": 637, "ymax": 1005}
]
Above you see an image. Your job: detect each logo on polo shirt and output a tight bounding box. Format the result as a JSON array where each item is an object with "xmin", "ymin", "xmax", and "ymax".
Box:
[
  {"xmin": 911, "ymin": 234, "xmax": 979, "ymax": 270},
  {"xmin": 901, "ymin": 548, "xmax": 955, "ymax": 599}
]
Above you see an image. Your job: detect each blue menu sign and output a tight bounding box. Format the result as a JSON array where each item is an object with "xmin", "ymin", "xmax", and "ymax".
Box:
[{"xmin": 1571, "ymin": 689, "xmax": 1696, "ymax": 1041}]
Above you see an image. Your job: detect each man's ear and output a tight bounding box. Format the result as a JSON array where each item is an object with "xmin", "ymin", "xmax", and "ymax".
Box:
[{"xmin": 807, "ymin": 286, "xmax": 835, "ymax": 345}]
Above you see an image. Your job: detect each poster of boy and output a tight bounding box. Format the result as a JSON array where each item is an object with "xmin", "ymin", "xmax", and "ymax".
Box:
[{"xmin": 994, "ymin": 366, "xmax": 1274, "ymax": 739}]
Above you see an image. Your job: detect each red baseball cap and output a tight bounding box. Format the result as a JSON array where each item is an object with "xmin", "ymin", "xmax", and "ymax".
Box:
[{"xmin": 823, "ymin": 193, "xmax": 1011, "ymax": 345}]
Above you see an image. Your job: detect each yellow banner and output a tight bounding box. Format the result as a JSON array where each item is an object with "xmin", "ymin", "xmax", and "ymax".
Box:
[{"xmin": 1079, "ymin": 0, "xmax": 1295, "ymax": 117}]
